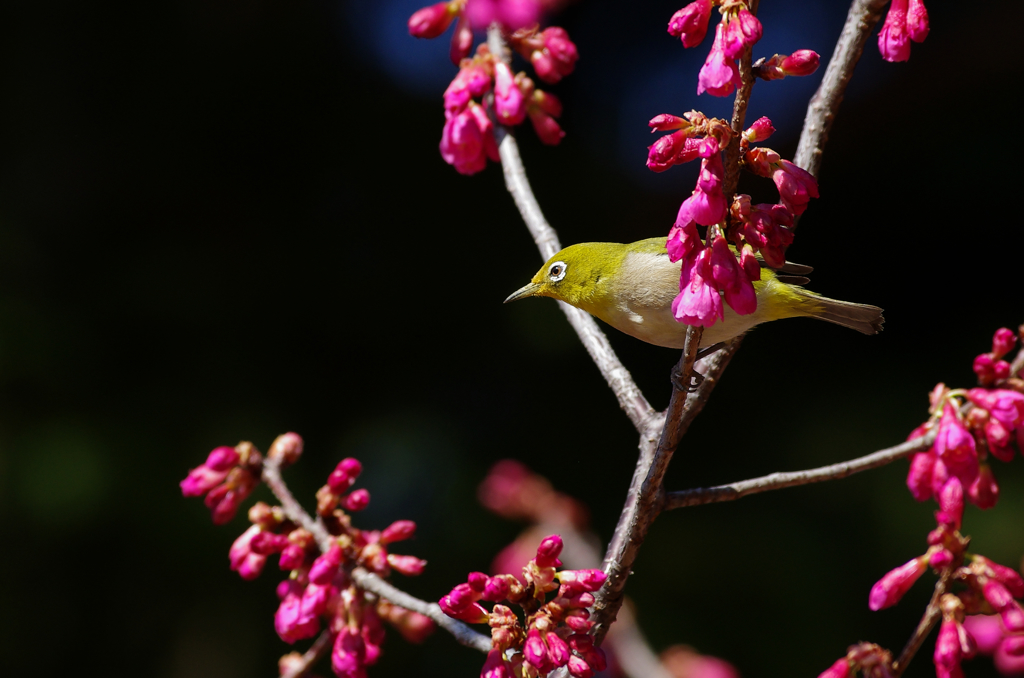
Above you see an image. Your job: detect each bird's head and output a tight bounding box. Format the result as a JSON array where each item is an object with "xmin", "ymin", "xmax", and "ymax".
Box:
[{"xmin": 504, "ymin": 242, "xmax": 626, "ymax": 309}]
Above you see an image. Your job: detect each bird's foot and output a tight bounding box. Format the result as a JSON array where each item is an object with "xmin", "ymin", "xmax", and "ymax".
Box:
[
  {"xmin": 670, "ymin": 366, "xmax": 705, "ymax": 393},
  {"xmin": 695, "ymin": 342, "xmax": 727, "ymax": 361}
]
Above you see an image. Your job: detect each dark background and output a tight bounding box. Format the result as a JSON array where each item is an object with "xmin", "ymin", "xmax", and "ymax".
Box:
[{"xmin": 1, "ymin": 1, "xmax": 1021, "ymax": 676}]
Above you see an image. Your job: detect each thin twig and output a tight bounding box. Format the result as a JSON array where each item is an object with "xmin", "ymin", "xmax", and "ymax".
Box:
[
  {"xmin": 1010, "ymin": 341, "xmax": 1024, "ymax": 378},
  {"xmin": 280, "ymin": 629, "xmax": 333, "ymax": 678},
  {"xmin": 662, "ymin": 431, "xmax": 934, "ymax": 510},
  {"xmin": 794, "ymin": 0, "xmax": 889, "ymax": 180},
  {"xmin": 722, "ymin": 0, "xmax": 758, "ymax": 197},
  {"xmin": 351, "ymin": 568, "xmax": 493, "ymax": 653},
  {"xmin": 891, "ymin": 535, "xmax": 968, "ymax": 677},
  {"xmin": 488, "ymin": 23, "xmax": 656, "ymax": 433},
  {"xmin": 262, "ymin": 457, "xmax": 493, "ymax": 654}
]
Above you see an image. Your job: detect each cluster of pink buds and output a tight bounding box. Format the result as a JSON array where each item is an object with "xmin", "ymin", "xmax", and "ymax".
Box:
[
  {"xmin": 647, "ymin": 111, "xmax": 818, "ymax": 327},
  {"xmin": 818, "ymin": 328, "xmax": 1024, "ymax": 678},
  {"xmin": 180, "ymin": 439, "xmax": 271, "ymax": 524},
  {"xmin": 440, "ymin": 535, "xmax": 608, "ymax": 678},
  {"xmin": 181, "ymin": 435, "xmax": 434, "ymax": 678},
  {"xmin": 818, "ymin": 643, "xmax": 894, "ymax": 678},
  {"xmin": 667, "ymin": 0, "xmax": 763, "ymax": 97},
  {"xmin": 409, "ymin": 1, "xmax": 576, "ymax": 175},
  {"xmin": 906, "ymin": 327, "xmax": 1024, "ymax": 514},
  {"xmin": 878, "ymin": 0, "xmax": 929, "ymax": 62}
]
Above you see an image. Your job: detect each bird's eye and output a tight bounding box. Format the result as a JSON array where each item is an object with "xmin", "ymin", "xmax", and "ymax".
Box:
[{"xmin": 548, "ymin": 261, "xmax": 567, "ymax": 282}]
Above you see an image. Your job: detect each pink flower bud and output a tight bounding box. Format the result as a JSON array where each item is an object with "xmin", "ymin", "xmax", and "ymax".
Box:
[
  {"xmin": 975, "ymin": 555, "xmax": 1024, "ymax": 598},
  {"xmin": 878, "ymin": 0, "xmax": 911, "ymax": 62},
  {"xmin": 381, "ymin": 520, "xmax": 417, "ymax": 544},
  {"xmin": 772, "ymin": 160, "xmax": 819, "ymax": 216},
  {"xmin": 667, "ymin": 0, "xmax": 713, "ymax": 49},
  {"xmin": 534, "ymin": 535, "xmax": 564, "ymax": 568},
  {"xmin": 533, "ymin": 27, "xmax": 577, "ymax": 84},
  {"xmin": 527, "ymin": 109, "xmax": 565, "ymax": 145},
  {"xmin": 567, "ymin": 654, "xmax": 595, "ymax": 678},
  {"xmin": 907, "ymin": 450, "xmax": 936, "ymax": 501},
  {"xmin": 967, "ymin": 389, "xmax": 1024, "ymax": 429},
  {"xmin": 936, "ymin": 403, "xmax": 977, "ymax": 468},
  {"xmin": 906, "ymin": 0, "xmax": 929, "ymax": 43},
  {"xmin": 180, "ymin": 465, "xmax": 228, "ymax": 497},
  {"xmin": 278, "ymin": 542, "xmax": 307, "ymax": 571},
  {"xmin": 558, "ymin": 569, "xmax": 608, "ymax": 592},
  {"xmin": 985, "ymin": 419, "xmax": 1015, "ymax": 463},
  {"xmin": 205, "ymin": 445, "xmax": 241, "ymax": 472},
  {"xmin": 648, "ymin": 130, "xmax": 691, "ymax": 172},
  {"xmin": 677, "ymin": 152, "xmax": 727, "ymax": 226},
  {"xmin": 274, "ymin": 582, "xmax": 320, "ymax": 643},
  {"xmin": 494, "ymin": 63, "xmax": 526, "ymax": 126},
  {"xmin": 968, "ymin": 464, "xmax": 999, "ymax": 509},
  {"xmin": 995, "ymin": 360, "xmax": 1012, "ymax": 381},
  {"xmin": 408, "ymin": 2, "xmax": 456, "ymax": 39},
  {"xmin": 721, "ymin": 8, "xmax": 762, "ymax": 59},
  {"xmin": 387, "ymin": 553, "xmax": 427, "ymax": 576},
  {"xmin": 524, "ymin": 628, "xmax": 554, "ymax": 673},
  {"xmin": 938, "ymin": 477, "xmax": 965, "ymax": 530},
  {"xmin": 327, "ymin": 457, "xmax": 362, "ymax": 493},
  {"xmin": 930, "ymin": 548, "xmax": 953, "ymax": 570},
  {"xmin": 331, "ymin": 627, "xmax": 367, "ymax": 678},
  {"xmin": 267, "ymin": 433, "xmax": 303, "ymax": 466},
  {"xmin": 250, "ymin": 530, "xmax": 290, "ymax": 555},
  {"xmin": 698, "ymin": 24, "xmax": 741, "ymax": 97},
  {"xmin": 444, "ymin": 65, "xmax": 493, "ymax": 114},
  {"xmin": 740, "ymin": 245, "xmax": 760, "ymax": 282},
  {"xmin": 868, "ymin": 556, "xmax": 927, "ymax": 610},
  {"xmin": 481, "ymin": 649, "xmax": 513, "ymax": 678},
  {"xmin": 482, "ymin": 575, "xmax": 511, "ymax": 601},
  {"xmin": 300, "ymin": 582, "xmax": 332, "ymax": 618},
  {"xmin": 309, "ymin": 544, "xmax": 343, "ymax": 584},
  {"xmin": 780, "ymin": 50, "xmax": 820, "ymax": 77},
  {"xmin": 546, "ymin": 632, "xmax": 571, "ymax": 667},
  {"xmin": 666, "ymin": 220, "xmax": 703, "ymax": 263},
  {"xmin": 985, "ymin": 580, "xmax": 1024, "ymax": 632},
  {"xmin": 710, "ymin": 235, "xmax": 756, "ymax": 316},
  {"xmin": 229, "ymin": 525, "xmax": 267, "ymax": 580},
  {"xmin": 974, "ymin": 354, "xmax": 996, "ymax": 386},
  {"xmin": 532, "ymin": 90, "xmax": 562, "ymax": 118},
  {"xmin": 817, "ymin": 658, "xmax": 851, "ymax": 678},
  {"xmin": 673, "ymin": 248, "xmax": 723, "ymax": 327},
  {"xmin": 993, "ymin": 328, "xmax": 1018, "ymax": 359},
  {"xmin": 649, "ymin": 114, "xmax": 691, "ymax": 132},
  {"xmin": 343, "ymin": 489, "xmax": 371, "ymax": 512},
  {"xmin": 743, "ymin": 116, "xmax": 775, "ymax": 143},
  {"xmin": 934, "ymin": 618, "xmax": 963, "ymax": 676},
  {"xmin": 450, "ymin": 16, "xmax": 473, "ymax": 64},
  {"xmin": 439, "ymin": 593, "xmax": 489, "ymax": 624}
]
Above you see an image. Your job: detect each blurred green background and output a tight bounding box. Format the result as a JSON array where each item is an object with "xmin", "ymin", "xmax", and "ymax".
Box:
[{"xmin": 1, "ymin": 0, "xmax": 1021, "ymax": 676}]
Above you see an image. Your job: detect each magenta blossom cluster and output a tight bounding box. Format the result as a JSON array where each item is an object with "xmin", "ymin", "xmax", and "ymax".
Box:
[
  {"xmin": 181, "ymin": 439, "xmax": 276, "ymax": 524},
  {"xmin": 440, "ymin": 535, "xmax": 608, "ymax": 678},
  {"xmin": 878, "ymin": 0, "xmax": 929, "ymax": 62},
  {"xmin": 819, "ymin": 327, "xmax": 1024, "ymax": 678},
  {"xmin": 667, "ymin": 0, "xmax": 763, "ymax": 97},
  {"xmin": 906, "ymin": 327, "xmax": 1024, "ymax": 514},
  {"xmin": 409, "ymin": 2, "xmax": 576, "ymax": 175},
  {"xmin": 647, "ymin": 111, "xmax": 818, "ymax": 327},
  {"xmin": 181, "ymin": 435, "xmax": 434, "ymax": 678},
  {"xmin": 963, "ymin": 612, "xmax": 1024, "ymax": 675}
]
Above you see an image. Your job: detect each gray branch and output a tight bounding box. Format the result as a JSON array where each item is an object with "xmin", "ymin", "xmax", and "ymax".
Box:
[
  {"xmin": 794, "ymin": 0, "xmax": 889, "ymax": 178},
  {"xmin": 663, "ymin": 432, "xmax": 934, "ymax": 510}
]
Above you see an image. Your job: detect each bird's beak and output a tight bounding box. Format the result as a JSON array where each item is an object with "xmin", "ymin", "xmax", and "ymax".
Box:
[{"xmin": 504, "ymin": 282, "xmax": 543, "ymax": 304}]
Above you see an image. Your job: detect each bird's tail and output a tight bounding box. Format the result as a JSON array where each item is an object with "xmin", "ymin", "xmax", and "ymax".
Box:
[{"xmin": 790, "ymin": 286, "xmax": 884, "ymax": 335}]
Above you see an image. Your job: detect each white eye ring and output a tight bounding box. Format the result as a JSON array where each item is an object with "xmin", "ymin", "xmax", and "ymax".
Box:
[{"xmin": 548, "ymin": 261, "xmax": 567, "ymax": 282}]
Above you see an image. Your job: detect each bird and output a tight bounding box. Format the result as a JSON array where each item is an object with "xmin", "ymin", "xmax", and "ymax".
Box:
[{"xmin": 504, "ymin": 237, "xmax": 883, "ymax": 350}]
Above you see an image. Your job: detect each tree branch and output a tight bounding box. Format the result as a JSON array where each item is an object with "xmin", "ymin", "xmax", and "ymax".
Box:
[
  {"xmin": 794, "ymin": 0, "xmax": 889, "ymax": 180},
  {"xmin": 262, "ymin": 456, "xmax": 493, "ymax": 654},
  {"xmin": 662, "ymin": 430, "xmax": 935, "ymax": 510},
  {"xmin": 488, "ymin": 23, "xmax": 656, "ymax": 433},
  {"xmin": 591, "ymin": 341, "xmax": 740, "ymax": 643}
]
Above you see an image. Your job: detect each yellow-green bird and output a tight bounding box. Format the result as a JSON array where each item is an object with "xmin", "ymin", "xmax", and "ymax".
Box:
[{"xmin": 504, "ymin": 237, "xmax": 883, "ymax": 349}]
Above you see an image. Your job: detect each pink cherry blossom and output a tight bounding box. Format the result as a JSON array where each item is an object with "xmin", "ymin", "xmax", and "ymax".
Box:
[
  {"xmin": 709, "ymin": 235, "xmax": 756, "ymax": 316},
  {"xmin": 677, "ymin": 152, "xmax": 726, "ymax": 225},
  {"xmin": 868, "ymin": 556, "xmax": 927, "ymax": 610},
  {"xmin": 493, "ymin": 63, "xmax": 526, "ymax": 126},
  {"xmin": 667, "ymin": 0, "xmax": 713, "ymax": 48},
  {"xmin": 673, "ymin": 248, "xmax": 723, "ymax": 327},
  {"xmin": 530, "ymin": 27, "xmax": 578, "ymax": 84},
  {"xmin": 772, "ymin": 160, "xmax": 819, "ymax": 216},
  {"xmin": 721, "ymin": 8, "xmax": 762, "ymax": 59},
  {"xmin": 697, "ymin": 23, "xmax": 741, "ymax": 97},
  {"xmin": 408, "ymin": 2, "xmax": 456, "ymax": 39}
]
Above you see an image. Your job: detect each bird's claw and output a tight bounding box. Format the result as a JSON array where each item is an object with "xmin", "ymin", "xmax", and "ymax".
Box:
[
  {"xmin": 695, "ymin": 342, "xmax": 727, "ymax": 361},
  {"xmin": 671, "ymin": 366, "xmax": 705, "ymax": 393}
]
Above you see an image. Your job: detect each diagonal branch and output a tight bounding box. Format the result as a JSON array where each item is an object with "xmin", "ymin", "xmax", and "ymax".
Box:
[
  {"xmin": 662, "ymin": 431, "xmax": 935, "ymax": 510},
  {"xmin": 794, "ymin": 0, "xmax": 889, "ymax": 180},
  {"xmin": 262, "ymin": 457, "xmax": 493, "ymax": 654},
  {"xmin": 488, "ymin": 24, "xmax": 656, "ymax": 433}
]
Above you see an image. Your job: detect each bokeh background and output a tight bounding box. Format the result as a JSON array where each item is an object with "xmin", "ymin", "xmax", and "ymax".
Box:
[{"xmin": 1, "ymin": 0, "xmax": 1021, "ymax": 676}]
